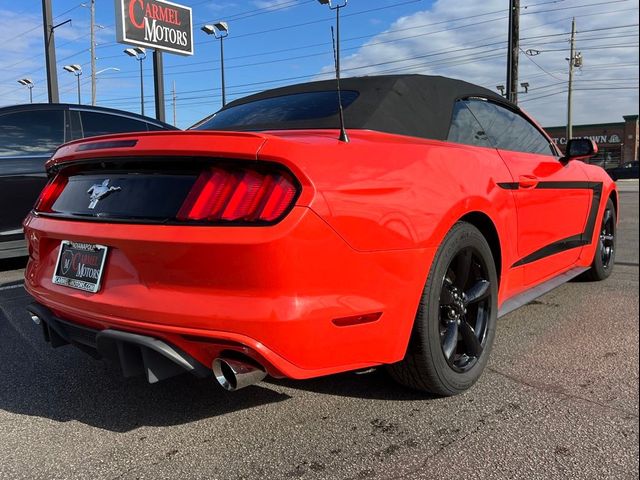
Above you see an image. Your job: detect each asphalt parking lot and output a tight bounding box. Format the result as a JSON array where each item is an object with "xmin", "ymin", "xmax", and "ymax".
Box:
[{"xmin": 0, "ymin": 181, "xmax": 637, "ymax": 480}]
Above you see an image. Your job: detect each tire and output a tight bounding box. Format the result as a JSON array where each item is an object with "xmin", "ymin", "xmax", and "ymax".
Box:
[
  {"xmin": 387, "ymin": 222, "xmax": 498, "ymax": 396},
  {"xmin": 583, "ymin": 198, "xmax": 616, "ymax": 281}
]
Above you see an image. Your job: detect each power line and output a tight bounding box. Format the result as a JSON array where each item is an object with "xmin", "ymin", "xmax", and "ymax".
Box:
[
  {"xmin": 94, "ymin": 49, "xmax": 509, "ymax": 107},
  {"xmin": 196, "ymin": 0, "xmax": 313, "ymax": 27},
  {"xmin": 8, "ymin": 3, "xmax": 636, "ymax": 84},
  {"xmin": 2, "ymin": 0, "xmax": 427, "ymax": 84},
  {"xmin": 69, "ymin": 24, "xmax": 640, "ymax": 105},
  {"xmin": 206, "ymin": 0, "xmax": 424, "ymax": 41},
  {"xmin": 95, "ymin": 31, "xmax": 638, "ymax": 83},
  {"xmin": 97, "ymin": 16, "xmax": 515, "ymax": 81},
  {"xmin": 522, "ymin": 85, "xmax": 639, "ymax": 102},
  {"xmin": 540, "ymin": 43, "xmax": 639, "ymax": 52},
  {"xmin": 521, "ymin": 0, "xmax": 630, "ymax": 15},
  {"xmin": 89, "ymin": 22, "xmax": 640, "ymax": 79},
  {"xmin": 9, "ymin": 0, "xmax": 639, "ymax": 106}
]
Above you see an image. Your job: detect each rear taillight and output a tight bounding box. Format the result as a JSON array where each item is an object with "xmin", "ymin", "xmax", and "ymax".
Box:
[
  {"xmin": 177, "ymin": 166, "xmax": 299, "ymax": 223},
  {"xmin": 34, "ymin": 174, "xmax": 68, "ymax": 213}
]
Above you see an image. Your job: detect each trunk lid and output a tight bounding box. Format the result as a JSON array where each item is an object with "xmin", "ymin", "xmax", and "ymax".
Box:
[
  {"xmin": 38, "ymin": 131, "xmax": 302, "ymax": 225},
  {"xmin": 47, "ymin": 130, "xmax": 268, "ymax": 170}
]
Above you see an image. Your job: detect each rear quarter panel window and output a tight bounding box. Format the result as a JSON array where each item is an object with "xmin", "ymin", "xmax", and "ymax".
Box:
[{"xmin": 447, "ymin": 101, "xmax": 493, "ymax": 148}]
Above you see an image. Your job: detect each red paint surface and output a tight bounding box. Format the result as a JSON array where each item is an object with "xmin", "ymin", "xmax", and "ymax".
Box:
[{"xmin": 24, "ymin": 126, "xmax": 617, "ymax": 379}]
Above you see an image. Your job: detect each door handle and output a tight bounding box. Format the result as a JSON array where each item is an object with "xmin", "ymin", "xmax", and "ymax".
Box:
[{"xmin": 518, "ymin": 175, "xmax": 539, "ymax": 189}]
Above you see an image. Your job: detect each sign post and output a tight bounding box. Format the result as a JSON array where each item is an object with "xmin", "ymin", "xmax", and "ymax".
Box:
[
  {"xmin": 115, "ymin": 0, "xmax": 193, "ymax": 120},
  {"xmin": 153, "ymin": 51, "xmax": 165, "ymax": 122}
]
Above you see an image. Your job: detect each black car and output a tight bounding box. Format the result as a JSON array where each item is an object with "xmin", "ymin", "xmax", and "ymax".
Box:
[
  {"xmin": 606, "ymin": 161, "xmax": 639, "ymax": 181},
  {"xmin": 0, "ymin": 103, "xmax": 177, "ymax": 259}
]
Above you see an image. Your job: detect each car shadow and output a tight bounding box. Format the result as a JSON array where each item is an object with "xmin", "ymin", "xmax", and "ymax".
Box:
[
  {"xmin": 0, "ymin": 307, "xmax": 290, "ymax": 433},
  {"xmin": 267, "ymin": 369, "xmax": 437, "ymax": 402}
]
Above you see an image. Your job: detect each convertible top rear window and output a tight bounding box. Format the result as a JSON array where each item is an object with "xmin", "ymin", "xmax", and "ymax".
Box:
[
  {"xmin": 193, "ymin": 90, "xmax": 359, "ymax": 131},
  {"xmin": 190, "ymin": 75, "xmax": 509, "ymax": 140}
]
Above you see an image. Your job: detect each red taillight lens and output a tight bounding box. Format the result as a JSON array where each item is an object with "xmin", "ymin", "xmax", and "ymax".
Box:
[
  {"xmin": 34, "ymin": 174, "xmax": 68, "ymax": 212},
  {"xmin": 177, "ymin": 166, "xmax": 298, "ymax": 223}
]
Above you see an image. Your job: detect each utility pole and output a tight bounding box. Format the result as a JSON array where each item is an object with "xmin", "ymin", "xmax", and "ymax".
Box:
[
  {"xmin": 172, "ymin": 81, "xmax": 177, "ymax": 127},
  {"xmin": 42, "ymin": 0, "xmax": 60, "ymax": 103},
  {"xmin": 506, "ymin": 0, "xmax": 520, "ymax": 104},
  {"xmin": 567, "ymin": 17, "xmax": 577, "ymax": 141},
  {"xmin": 90, "ymin": 0, "xmax": 96, "ymax": 105}
]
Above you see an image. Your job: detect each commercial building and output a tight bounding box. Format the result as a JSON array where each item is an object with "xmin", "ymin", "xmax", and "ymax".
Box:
[{"xmin": 544, "ymin": 114, "xmax": 639, "ymax": 169}]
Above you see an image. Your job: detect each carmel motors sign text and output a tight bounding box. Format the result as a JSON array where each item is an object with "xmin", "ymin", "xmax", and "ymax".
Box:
[{"xmin": 115, "ymin": 0, "xmax": 193, "ymax": 56}]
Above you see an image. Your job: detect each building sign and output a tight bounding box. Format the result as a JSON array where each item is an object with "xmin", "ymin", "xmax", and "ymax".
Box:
[
  {"xmin": 552, "ymin": 134, "xmax": 622, "ymax": 145},
  {"xmin": 115, "ymin": 0, "xmax": 193, "ymax": 56}
]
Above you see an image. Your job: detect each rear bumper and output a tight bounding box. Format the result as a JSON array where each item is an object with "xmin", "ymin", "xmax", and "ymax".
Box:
[
  {"xmin": 23, "ymin": 207, "xmax": 433, "ymax": 379},
  {"xmin": 27, "ymin": 302, "xmax": 211, "ymax": 383}
]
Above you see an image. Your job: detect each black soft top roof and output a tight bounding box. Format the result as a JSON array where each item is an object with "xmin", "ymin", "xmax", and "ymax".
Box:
[{"xmin": 196, "ymin": 74, "xmax": 512, "ymax": 141}]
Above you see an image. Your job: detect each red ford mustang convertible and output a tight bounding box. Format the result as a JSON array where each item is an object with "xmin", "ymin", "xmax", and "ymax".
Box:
[{"xmin": 23, "ymin": 75, "xmax": 617, "ymax": 395}]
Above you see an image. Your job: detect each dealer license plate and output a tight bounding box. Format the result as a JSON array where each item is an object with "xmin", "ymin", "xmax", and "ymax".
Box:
[{"xmin": 52, "ymin": 241, "xmax": 108, "ymax": 293}]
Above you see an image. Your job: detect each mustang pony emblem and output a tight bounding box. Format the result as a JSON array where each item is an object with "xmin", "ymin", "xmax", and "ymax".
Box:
[{"xmin": 87, "ymin": 179, "xmax": 121, "ymax": 209}]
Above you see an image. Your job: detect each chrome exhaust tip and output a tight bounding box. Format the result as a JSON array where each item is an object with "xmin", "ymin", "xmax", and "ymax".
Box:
[{"xmin": 212, "ymin": 358, "xmax": 267, "ymax": 391}]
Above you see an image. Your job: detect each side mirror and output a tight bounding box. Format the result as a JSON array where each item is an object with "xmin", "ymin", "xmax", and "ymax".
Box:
[{"xmin": 562, "ymin": 138, "xmax": 598, "ymax": 163}]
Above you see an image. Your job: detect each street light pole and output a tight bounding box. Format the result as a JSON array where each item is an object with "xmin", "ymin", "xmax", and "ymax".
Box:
[
  {"xmin": 63, "ymin": 64, "xmax": 83, "ymax": 104},
  {"xmin": 18, "ymin": 79, "xmax": 34, "ymax": 103},
  {"xmin": 172, "ymin": 80, "xmax": 177, "ymax": 127},
  {"xmin": 318, "ymin": 0, "xmax": 347, "ymax": 76},
  {"xmin": 220, "ymin": 35, "xmax": 226, "ymax": 107},
  {"xmin": 125, "ymin": 47, "xmax": 147, "ymax": 115},
  {"xmin": 317, "ymin": 0, "xmax": 349, "ymax": 143},
  {"xmin": 335, "ymin": 2, "xmax": 342, "ymax": 78},
  {"xmin": 201, "ymin": 22, "xmax": 229, "ymax": 108},
  {"xmin": 90, "ymin": 0, "xmax": 96, "ymax": 105},
  {"xmin": 139, "ymin": 57, "xmax": 144, "ymax": 115}
]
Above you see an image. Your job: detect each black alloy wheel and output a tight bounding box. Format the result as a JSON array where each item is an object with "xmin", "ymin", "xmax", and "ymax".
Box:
[
  {"xmin": 584, "ymin": 198, "xmax": 616, "ymax": 281},
  {"xmin": 439, "ymin": 247, "xmax": 492, "ymax": 373},
  {"xmin": 599, "ymin": 208, "xmax": 615, "ymax": 270},
  {"xmin": 387, "ymin": 222, "xmax": 498, "ymax": 396}
]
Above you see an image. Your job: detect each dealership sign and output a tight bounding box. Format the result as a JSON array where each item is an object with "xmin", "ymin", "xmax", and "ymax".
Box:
[
  {"xmin": 115, "ymin": 0, "xmax": 193, "ymax": 56},
  {"xmin": 552, "ymin": 134, "xmax": 622, "ymax": 145}
]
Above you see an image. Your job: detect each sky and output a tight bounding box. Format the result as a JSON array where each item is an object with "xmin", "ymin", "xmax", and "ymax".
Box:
[{"xmin": 0, "ymin": 0, "xmax": 637, "ymax": 129}]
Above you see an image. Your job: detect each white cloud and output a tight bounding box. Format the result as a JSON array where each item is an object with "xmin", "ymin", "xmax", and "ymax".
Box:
[{"xmin": 320, "ymin": 0, "xmax": 639, "ymax": 125}]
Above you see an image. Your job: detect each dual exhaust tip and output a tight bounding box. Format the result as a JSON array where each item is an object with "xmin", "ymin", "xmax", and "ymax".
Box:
[{"xmin": 212, "ymin": 358, "xmax": 267, "ymax": 391}]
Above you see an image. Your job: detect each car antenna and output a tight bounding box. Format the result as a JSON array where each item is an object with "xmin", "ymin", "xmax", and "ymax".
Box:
[
  {"xmin": 331, "ymin": 25, "xmax": 349, "ymax": 143},
  {"xmin": 320, "ymin": 0, "xmax": 349, "ymax": 143}
]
